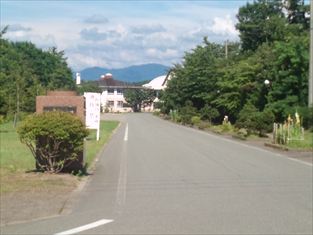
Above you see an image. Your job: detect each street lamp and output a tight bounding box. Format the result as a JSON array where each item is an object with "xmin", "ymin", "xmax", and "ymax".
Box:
[{"xmin": 264, "ymin": 79, "xmax": 270, "ymax": 86}]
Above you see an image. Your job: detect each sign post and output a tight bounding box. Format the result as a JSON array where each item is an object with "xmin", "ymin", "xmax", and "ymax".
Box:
[{"xmin": 84, "ymin": 92, "xmax": 101, "ymax": 141}]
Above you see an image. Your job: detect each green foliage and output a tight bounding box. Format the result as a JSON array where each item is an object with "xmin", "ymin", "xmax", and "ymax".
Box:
[
  {"xmin": 200, "ymin": 104, "xmax": 219, "ymax": 123},
  {"xmin": 191, "ymin": 116, "xmax": 201, "ymax": 126},
  {"xmin": 0, "ymin": 32, "xmax": 75, "ymax": 118},
  {"xmin": 169, "ymin": 109, "xmax": 180, "ymax": 122},
  {"xmin": 76, "ymin": 81, "xmax": 102, "ymax": 95},
  {"xmin": 17, "ymin": 112, "xmax": 89, "ymax": 173},
  {"xmin": 160, "ymin": 0, "xmax": 309, "ymax": 131},
  {"xmin": 296, "ymin": 107, "xmax": 313, "ymax": 130},
  {"xmin": 179, "ymin": 101, "xmax": 197, "ymax": 125},
  {"xmin": 163, "ymin": 39, "xmax": 224, "ymax": 113},
  {"xmin": 266, "ymin": 35, "xmax": 309, "ymax": 121},
  {"xmin": 124, "ymin": 88, "xmax": 155, "ymax": 112},
  {"xmin": 236, "ymin": 0, "xmax": 285, "ymax": 51},
  {"xmin": 236, "ymin": 103, "xmax": 274, "ymax": 136}
]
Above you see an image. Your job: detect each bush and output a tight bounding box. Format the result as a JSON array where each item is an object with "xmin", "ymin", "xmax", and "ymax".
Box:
[
  {"xmin": 17, "ymin": 112, "xmax": 89, "ymax": 173},
  {"xmin": 233, "ymin": 128, "xmax": 248, "ymax": 140},
  {"xmin": 197, "ymin": 120, "xmax": 211, "ymax": 130},
  {"xmin": 179, "ymin": 101, "xmax": 197, "ymax": 125},
  {"xmin": 200, "ymin": 104, "xmax": 219, "ymax": 123},
  {"xmin": 191, "ymin": 116, "xmax": 201, "ymax": 126},
  {"xmin": 170, "ymin": 109, "xmax": 180, "ymax": 122},
  {"xmin": 236, "ymin": 103, "xmax": 274, "ymax": 136},
  {"xmin": 153, "ymin": 111, "xmax": 161, "ymax": 116}
]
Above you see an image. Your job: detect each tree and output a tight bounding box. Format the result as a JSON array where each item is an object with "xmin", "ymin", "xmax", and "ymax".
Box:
[
  {"xmin": 0, "ymin": 34, "xmax": 75, "ymax": 119},
  {"xmin": 266, "ymin": 35, "xmax": 309, "ymax": 121},
  {"xmin": 76, "ymin": 81, "xmax": 102, "ymax": 95},
  {"xmin": 236, "ymin": 0, "xmax": 285, "ymax": 51},
  {"xmin": 284, "ymin": 0, "xmax": 310, "ymax": 28},
  {"xmin": 163, "ymin": 39, "xmax": 224, "ymax": 113},
  {"xmin": 124, "ymin": 88, "xmax": 155, "ymax": 112}
]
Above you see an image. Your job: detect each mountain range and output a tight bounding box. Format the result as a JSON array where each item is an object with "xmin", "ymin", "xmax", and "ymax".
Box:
[{"xmin": 77, "ymin": 63, "xmax": 170, "ymax": 83}]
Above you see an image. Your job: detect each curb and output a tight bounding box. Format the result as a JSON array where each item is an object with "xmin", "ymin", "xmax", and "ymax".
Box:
[{"xmin": 264, "ymin": 142, "xmax": 289, "ymax": 151}]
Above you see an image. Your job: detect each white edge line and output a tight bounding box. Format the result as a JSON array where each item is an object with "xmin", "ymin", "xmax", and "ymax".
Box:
[
  {"xmin": 54, "ymin": 219, "xmax": 113, "ymax": 235},
  {"xmin": 124, "ymin": 123, "xmax": 128, "ymax": 141},
  {"xmin": 178, "ymin": 123, "xmax": 313, "ymax": 167}
]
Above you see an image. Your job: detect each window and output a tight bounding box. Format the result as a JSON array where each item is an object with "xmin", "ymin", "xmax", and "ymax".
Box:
[
  {"xmin": 108, "ymin": 101, "xmax": 114, "ymax": 107},
  {"xmin": 117, "ymin": 101, "xmax": 123, "ymax": 108},
  {"xmin": 108, "ymin": 89, "xmax": 114, "ymax": 95},
  {"xmin": 117, "ymin": 89, "xmax": 123, "ymax": 95}
]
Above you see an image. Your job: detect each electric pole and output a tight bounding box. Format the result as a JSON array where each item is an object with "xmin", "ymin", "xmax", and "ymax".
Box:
[
  {"xmin": 225, "ymin": 40, "xmax": 228, "ymax": 59},
  {"xmin": 309, "ymin": 0, "xmax": 313, "ymax": 107}
]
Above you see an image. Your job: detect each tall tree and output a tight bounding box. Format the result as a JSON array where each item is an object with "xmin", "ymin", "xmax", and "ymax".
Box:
[{"xmin": 236, "ymin": 0, "xmax": 285, "ymax": 51}]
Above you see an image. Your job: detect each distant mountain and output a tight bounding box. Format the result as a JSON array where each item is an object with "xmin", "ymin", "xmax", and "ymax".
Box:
[{"xmin": 77, "ymin": 63, "xmax": 170, "ymax": 83}]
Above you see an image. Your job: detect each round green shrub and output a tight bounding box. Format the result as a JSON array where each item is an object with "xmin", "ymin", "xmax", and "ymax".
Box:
[{"xmin": 17, "ymin": 111, "xmax": 89, "ymax": 173}]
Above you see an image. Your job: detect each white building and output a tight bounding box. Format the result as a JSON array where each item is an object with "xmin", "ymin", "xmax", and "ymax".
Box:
[
  {"xmin": 142, "ymin": 72, "xmax": 173, "ymax": 111},
  {"xmin": 98, "ymin": 73, "xmax": 132, "ymax": 113}
]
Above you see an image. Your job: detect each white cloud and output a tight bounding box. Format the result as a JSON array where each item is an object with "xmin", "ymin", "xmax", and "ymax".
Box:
[
  {"xmin": 210, "ymin": 15, "xmax": 238, "ymax": 36},
  {"xmin": 2, "ymin": 2, "xmax": 242, "ymax": 70},
  {"xmin": 84, "ymin": 14, "xmax": 109, "ymax": 24},
  {"xmin": 8, "ymin": 24, "xmax": 32, "ymax": 32},
  {"xmin": 67, "ymin": 53, "xmax": 110, "ymax": 70},
  {"xmin": 146, "ymin": 48, "xmax": 179, "ymax": 59},
  {"xmin": 131, "ymin": 24, "xmax": 166, "ymax": 35}
]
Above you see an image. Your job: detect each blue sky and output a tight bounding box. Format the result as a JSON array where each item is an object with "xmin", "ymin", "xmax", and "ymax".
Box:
[{"xmin": 1, "ymin": 1, "xmax": 252, "ymax": 71}]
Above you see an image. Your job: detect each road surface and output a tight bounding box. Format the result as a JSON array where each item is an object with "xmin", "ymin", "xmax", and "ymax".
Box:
[{"xmin": 1, "ymin": 113, "xmax": 312, "ymax": 234}]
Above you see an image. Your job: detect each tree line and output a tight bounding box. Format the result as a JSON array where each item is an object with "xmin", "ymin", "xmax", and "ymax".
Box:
[
  {"xmin": 0, "ymin": 26, "xmax": 75, "ymax": 124},
  {"xmin": 161, "ymin": 0, "xmax": 312, "ymax": 130}
]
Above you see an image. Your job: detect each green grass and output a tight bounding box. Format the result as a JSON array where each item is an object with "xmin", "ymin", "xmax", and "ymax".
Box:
[
  {"xmin": 0, "ymin": 122, "xmax": 34, "ymax": 173},
  {"xmin": 84, "ymin": 120, "xmax": 119, "ymax": 167},
  {"xmin": 0, "ymin": 120, "xmax": 119, "ymax": 194},
  {"xmin": 0, "ymin": 120, "xmax": 119, "ymax": 173},
  {"xmin": 287, "ymin": 131, "xmax": 313, "ymax": 150}
]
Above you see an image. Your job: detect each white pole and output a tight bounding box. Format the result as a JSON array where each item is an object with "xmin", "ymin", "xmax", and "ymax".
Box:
[
  {"xmin": 96, "ymin": 127, "xmax": 100, "ymax": 141},
  {"xmin": 309, "ymin": 0, "xmax": 313, "ymax": 107}
]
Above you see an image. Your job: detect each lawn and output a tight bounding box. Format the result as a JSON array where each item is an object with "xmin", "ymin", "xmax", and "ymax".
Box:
[
  {"xmin": 0, "ymin": 120, "xmax": 119, "ymax": 193},
  {"xmin": 287, "ymin": 131, "xmax": 313, "ymax": 150}
]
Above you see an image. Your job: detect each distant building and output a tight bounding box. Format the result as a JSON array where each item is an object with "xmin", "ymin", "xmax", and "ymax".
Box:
[
  {"xmin": 76, "ymin": 73, "xmax": 81, "ymax": 85},
  {"xmin": 142, "ymin": 72, "xmax": 172, "ymax": 90},
  {"xmin": 142, "ymin": 71, "xmax": 173, "ymax": 111},
  {"xmin": 97, "ymin": 74, "xmax": 137, "ymax": 113}
]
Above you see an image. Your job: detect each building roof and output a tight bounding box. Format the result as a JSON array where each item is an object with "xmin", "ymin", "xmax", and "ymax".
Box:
[
  {"xmin": 143, "ymin": 75, "xmax": 167, "ymax": 90},
  {"xmin": 97, "ymin": 77, "xmax": 129, "ymax": 87},
  {"xmin": 143, "ymin": 71, "xmax": 173, "ymax": 90}
]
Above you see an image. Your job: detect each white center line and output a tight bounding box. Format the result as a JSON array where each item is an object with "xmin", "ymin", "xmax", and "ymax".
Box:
[
  {"xmin": 54, "ymin": 219, "xmax": 113, "ymax": 235},
  {"xmin": 124, "ymin": 123, "xmax": 128, "ymax": 141}
]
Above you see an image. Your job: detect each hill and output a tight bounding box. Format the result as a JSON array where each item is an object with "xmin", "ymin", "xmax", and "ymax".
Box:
[{"xmin": 77, "ymin": 63, "xmax": 170, "ymax": 83}]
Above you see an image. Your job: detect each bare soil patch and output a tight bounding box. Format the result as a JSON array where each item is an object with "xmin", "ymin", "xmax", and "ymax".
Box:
[{"xmin": 0, "ymin": 172, "xmax": 80, "ymax": 226}]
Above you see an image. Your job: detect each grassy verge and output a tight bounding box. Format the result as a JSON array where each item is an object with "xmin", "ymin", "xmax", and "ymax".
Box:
[
  {"xmin": 84, "ymin": 120, "xmax": 119, "ymax": 167},
  {"xmin": 286, "ymin": 131, "xmax": 313, "ymax": 150},
  {"xmin": 0, "ymin": 120, "xmax": 119, "ymax": 194},
  {"xmin": 0, "ymin": 122, "xmax": 34, "ymax": 173}
]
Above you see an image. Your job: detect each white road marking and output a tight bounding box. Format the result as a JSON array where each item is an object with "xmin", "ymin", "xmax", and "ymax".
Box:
[
  {"xmin": 287, "ymin": 157, "xmax": 312, "ymax": 167},
  {"xmin": 124, "ymin": 123, "xmax": 128, "ymax": 141},
  {"xmin": 54, "ymin": 219, "xmax": 113, "ymax": 235},
  {"xmin": 179, "ymin": 123, "xmax": 313, "ymax": 167},
  {"xmin": 116, "ymin": 145, "xmax": 128, "ymax": 209}
]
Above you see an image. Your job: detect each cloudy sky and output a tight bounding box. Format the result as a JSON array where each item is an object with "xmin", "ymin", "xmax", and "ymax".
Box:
[{"xmin": 1, "ymin": 1, "xmax": 251, "ymax": 71}]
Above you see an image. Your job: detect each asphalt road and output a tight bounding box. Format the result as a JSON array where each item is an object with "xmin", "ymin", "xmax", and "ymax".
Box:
[{"xmin": 1, "ymin": 113, "xmax": 312, "ymax": 234}]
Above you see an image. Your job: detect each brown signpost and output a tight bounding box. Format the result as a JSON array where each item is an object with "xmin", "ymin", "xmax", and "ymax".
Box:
[{"xmin": 36, "ymin": 91, "xmax": 85, "ymax": 172}]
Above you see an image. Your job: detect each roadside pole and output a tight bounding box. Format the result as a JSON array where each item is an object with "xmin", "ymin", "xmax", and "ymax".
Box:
[{"xmin": 309, "ymin": 0, "xmax": 313, "ymax": 107}]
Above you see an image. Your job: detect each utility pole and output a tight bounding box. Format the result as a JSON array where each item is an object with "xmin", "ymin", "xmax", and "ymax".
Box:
[
  {"xmin": 309, "ymin": 0, "xmax": 313, "ymax": 107},
  {"xmin": 225, "ymin": 40, "xmax": 228, "ymax": 59}
]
